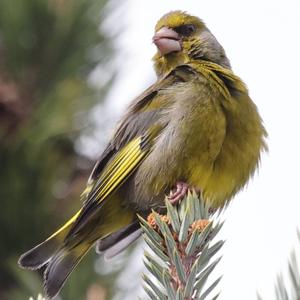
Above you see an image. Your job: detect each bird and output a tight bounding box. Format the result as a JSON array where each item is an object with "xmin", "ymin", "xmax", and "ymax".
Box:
[{"xmin": 19, "ymin": 10, "xmax": 267, "ymax": 298}]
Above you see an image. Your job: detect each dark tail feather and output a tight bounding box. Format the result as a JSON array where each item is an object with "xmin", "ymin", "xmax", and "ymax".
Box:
[
  {"xmin": 18, "ymin": 223, "xmax": 71, "ymax": 270},
  {"xmin": 96, "ymin": 221, "xmax": 141, "ymax": 259},
  {"xmin": 19, "ymin": 237, "xmax": 61, "ymax": 270},
  {"xmin": 44, "ymin": 244, "xmax": 91, "ymax": 299}
]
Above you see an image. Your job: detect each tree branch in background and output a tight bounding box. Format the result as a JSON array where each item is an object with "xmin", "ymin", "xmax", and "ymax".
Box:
[{"xmin": 0, "ymin": 0, "xmax": 115, "ymax": 298}]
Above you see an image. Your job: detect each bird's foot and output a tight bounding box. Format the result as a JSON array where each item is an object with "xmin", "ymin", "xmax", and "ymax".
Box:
[{"xmin": 167, "ymin": 181, "xmax": 190, "ymax": 205}]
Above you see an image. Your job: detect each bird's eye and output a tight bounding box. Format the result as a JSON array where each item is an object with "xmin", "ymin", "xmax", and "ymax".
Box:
[{"xmin": 174, "ymin": 24, "xmax": 196, "ymax": 36}]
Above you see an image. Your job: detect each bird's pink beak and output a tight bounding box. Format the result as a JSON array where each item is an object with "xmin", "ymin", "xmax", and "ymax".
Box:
[{"xmin": 153, "ymin": 27, "xmax": 182, "ymax": 56}]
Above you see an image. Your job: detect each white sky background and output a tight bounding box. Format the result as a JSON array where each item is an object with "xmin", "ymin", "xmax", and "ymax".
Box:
[{"xmin": 91, "ymin": 0, "xmax": 300, "ymax": 299}]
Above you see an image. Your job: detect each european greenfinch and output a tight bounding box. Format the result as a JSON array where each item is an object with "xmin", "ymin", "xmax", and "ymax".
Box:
[{"xmin": 19, "ymin": 11, "xmax": 267, "ymax": 298}]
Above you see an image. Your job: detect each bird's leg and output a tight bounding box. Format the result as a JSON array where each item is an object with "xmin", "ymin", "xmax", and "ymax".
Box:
[{"xmin": 167, "ymin": 181, "xmax": 190, "ymax": 205}]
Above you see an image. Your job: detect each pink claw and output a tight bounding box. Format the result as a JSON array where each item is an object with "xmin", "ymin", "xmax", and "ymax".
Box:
[{"xmin": 167, "ymin": 182, "xmax": 189, "ymax": 205}]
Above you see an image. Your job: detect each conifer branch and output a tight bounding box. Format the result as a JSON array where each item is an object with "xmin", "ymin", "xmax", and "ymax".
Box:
[
  {"xmin": 139, "ymin": 191, "xmax": 224, "ymax": 300},
  {"xmin": 258, "ymin": 231, "xmax": 300, "ymax": 300},
  {"xmin": 275, "ymin": 231, "xmax": 300, "ymax": 300}
]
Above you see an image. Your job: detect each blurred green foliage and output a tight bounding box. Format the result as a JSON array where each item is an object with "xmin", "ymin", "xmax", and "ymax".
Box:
[{"xmin": 0, "ymin": 0, "xmax": 117, "ymax": 299}]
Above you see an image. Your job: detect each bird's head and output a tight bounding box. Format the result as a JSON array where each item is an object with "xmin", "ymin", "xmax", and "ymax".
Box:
[{"xmin": 152, "ymin": 11, "xmax": 231, "ymax": 77}]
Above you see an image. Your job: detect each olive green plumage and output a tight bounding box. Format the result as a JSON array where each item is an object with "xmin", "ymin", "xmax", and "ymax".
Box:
[{"xmin": 19, "ymin": 10, "xmax": 267, "ymax": 298}]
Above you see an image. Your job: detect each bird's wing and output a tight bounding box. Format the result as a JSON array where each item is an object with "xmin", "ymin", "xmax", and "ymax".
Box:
[
  {"xmin": 81, "ymin": 67, "xmax": 190, "ymax": 200},
  {"xmin": 67, "ymin": 125, "xmax": 162, "ymax": 237},
  {"xmin": 67, "ymin": 69, "xmax": 187, "ymax": 237},
  {"xmin": 81, "ymin": 71, "xmax": 180, "ymax": 194}
]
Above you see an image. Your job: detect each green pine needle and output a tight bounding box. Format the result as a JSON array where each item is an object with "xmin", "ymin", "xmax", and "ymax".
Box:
[
  {"xmin": 259, "ymin": 230, "xmax": 300, "ymax": 300},
  {"xmin": 140, "ymin": 191, "xmax": 224, "ymax": 300}
]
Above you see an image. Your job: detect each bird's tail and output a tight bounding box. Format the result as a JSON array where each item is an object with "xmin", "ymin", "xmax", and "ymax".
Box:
[
  {"xmin": 43, "ymin": 243, "xmax": 91, "ymax": 298},
  {"xmin": 20, "ymin": 239, "xmax": 90, "ymax": 299},
  {"xmin": 18, "ymin": 209, "xmax": 91, "ymax": 298},
  {"xmin": 18, "ymin": 210, "xmax": 81, "ymax": 270},
  {"xmin": 18, "ymin": 196, "xmax": 136, "ymax": 298}
]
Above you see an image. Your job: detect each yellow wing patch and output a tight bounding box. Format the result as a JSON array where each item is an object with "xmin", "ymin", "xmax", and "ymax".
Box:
[
  {"xmin": 46, "ymin": 209, "xmax": 82, "ymax": 241},
  {"xmin": 82, "ymin": 125, "xmax": 162, "ymax": 209},
  {"xmin": 48, "ymin": 126, "xmax": 162, "ymax": 240},
  {"xmin": 46, "ymin": 138, "xmax": 146, "ymax": 242},
  {"xmin": 88, "ymin": 137, "xmax": 148, "ymax": 204}
]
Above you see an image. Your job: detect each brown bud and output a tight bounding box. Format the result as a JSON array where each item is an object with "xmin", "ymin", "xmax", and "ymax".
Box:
[{"xmin": 190, "ymin": 219, "xmax": 211, "ymax": 232}]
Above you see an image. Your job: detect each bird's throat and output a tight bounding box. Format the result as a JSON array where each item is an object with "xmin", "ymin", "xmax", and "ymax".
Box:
[{"xmin": 153, "ymin": 51, "xmax": 189, "ymax": 78}]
